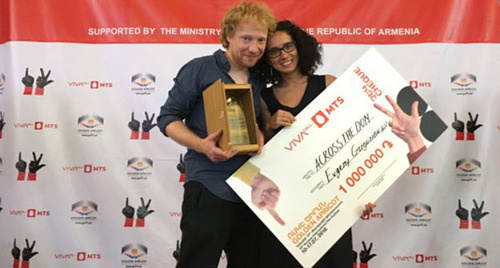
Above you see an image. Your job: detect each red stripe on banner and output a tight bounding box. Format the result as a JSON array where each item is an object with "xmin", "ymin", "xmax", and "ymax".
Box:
[{"xmin": 1, "ymin": 0, "xmax": 499, "ymax": 44}]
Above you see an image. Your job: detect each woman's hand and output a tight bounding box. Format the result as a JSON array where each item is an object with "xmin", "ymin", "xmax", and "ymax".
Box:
[{"xmin": 267, "ymin": 109, "xmax": 295, "ymax": 130}]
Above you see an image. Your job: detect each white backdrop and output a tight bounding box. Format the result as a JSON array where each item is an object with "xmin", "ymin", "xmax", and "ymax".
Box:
[{"xmin": 1, "ymin": 0, "xmax": 500, "ymax": 267}]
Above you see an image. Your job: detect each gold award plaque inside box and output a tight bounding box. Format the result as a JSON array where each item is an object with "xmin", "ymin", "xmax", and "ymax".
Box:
[{"xmin": 202, "ymin": 79, "xmax": 259, "ymax": 154}]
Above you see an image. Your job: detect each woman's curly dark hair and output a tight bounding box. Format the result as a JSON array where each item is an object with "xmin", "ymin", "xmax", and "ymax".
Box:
[{"xmin": 256, "ymin": 20, "xmax": 323, "ymax": 85}]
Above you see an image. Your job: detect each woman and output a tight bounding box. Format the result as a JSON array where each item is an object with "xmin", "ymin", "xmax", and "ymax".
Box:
[{"xmin": 257, "ymin": 20, "xmax": 375, "ymax": 268}]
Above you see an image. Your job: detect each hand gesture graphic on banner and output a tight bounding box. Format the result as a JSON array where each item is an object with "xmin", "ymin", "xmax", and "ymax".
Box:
[
  {"xmin": 122, "ymin": 197, "xmax": 154, "ymax": 227},
  {"xmin": 12, "ymin": 238, "xmax": 38, "ymax": 268},
  {"xmin": 12, "ymin": 238, "xmax": 21, "ymax": 262},
  {"xmin": 452, "ymin": 112, "xmax": 482, "ymax": 141},
  {"xmin": 28, "ymin": 152, "xmax": 45, "ymax": 181},
  {"xmin": 456, "ymin": 199, "xmax": 488, "ymax": 229},
  {"xmin": 22, "ymin": 68, "xmax": 34, "ymax": 95},
  {"xmin": 452, "ymin": 112, "xmax": 465, "ymax": 134},
  {"xmin": 177, "ymin": 154, "xmax": 186, "ymax": 173},
  {"xmin": 466, "ymin": 112, "xmax": 482, "ymax": 140},
  {"xmin": 122, "ymin": 197, "xmax": 135, "ymax": 227},
  {"xmin": 0, "ymin": 111, "xmax": 5, "ymax": 138},
  {"xmin": 177, "ymin": 154, "xmax": 186, "ymax": 182},
  {"xmin": 128, "ymin": 112, "xmax": 140, "ymax": 139},
  {"xmin": 22, "ymin": 239, "xmax": 39, "ymax": 261},
  {"xmin": 129, "ymin": 111, "xmax": 158, "ymax": 139},
  {"xmin": 16, "ymin": 152, "xmax": 27, "ymax": 181},
  {"xmin": 359, "ymin": 241, "xmax": 376, "ymax": 267},
  {"xmin": 471, "ymin": 199, "xmax": 489, "ymax": 229},
  {"xmin": 35, "ymin": 68, "xmax": 53, "ymax": 95},
  {"xmin": 173, "ymin": 240, "xmax": 181, "ymax": 261},
  {"xmin": 136, "ymin": 197, "xmax": 155, "ymax": 227},
  {"xmin": 142, "ymin": 112, "xmax": 157, "ymax": 132},
  {"xmin": 456, "ymin": 199, "xmax": 469, "ymax": 229}
]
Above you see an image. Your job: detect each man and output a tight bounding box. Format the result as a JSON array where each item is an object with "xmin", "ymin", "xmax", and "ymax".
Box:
[{"xmin": 157, "ymin": 2, "xmax": 277, "ymax": 267}]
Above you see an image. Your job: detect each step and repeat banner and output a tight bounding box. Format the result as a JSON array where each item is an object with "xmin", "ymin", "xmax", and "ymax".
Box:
[{"xmin": 0, "ymin": 0, "xmax": 499, "ymax": 267}]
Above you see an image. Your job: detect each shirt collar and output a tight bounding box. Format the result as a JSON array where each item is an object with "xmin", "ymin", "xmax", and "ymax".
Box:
[
  {"xmin": 214, "ymin": 49, "xmax": 260, "ymax": 79},
  {"xmin": 214, "ymin": 49, "xmax": 231, "ymax": 73}
]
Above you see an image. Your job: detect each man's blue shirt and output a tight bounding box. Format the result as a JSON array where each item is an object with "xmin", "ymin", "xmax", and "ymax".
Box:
[{"xmin": 157, "ymin": 49, "xmax": 264, "ymax": 202}]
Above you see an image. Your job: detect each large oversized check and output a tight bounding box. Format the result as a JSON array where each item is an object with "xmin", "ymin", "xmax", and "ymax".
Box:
[{"xmin": 227, "ymin": 48, "xmax": 447, "ymax": 267}]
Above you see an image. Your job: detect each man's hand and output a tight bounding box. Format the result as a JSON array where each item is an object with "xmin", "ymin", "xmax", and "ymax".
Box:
[
  {"xmin": 361, "ymin": 203, "xmax": 376, "ymax": 218},
  {"xmin": 249, "ymin": 127, "xmax": 264, "ymax": 156},
  {"xmin": 267, "ymin": 109, "xmax": 295, "ymax": 130},
  {"xmin": 198, "ymin": 129, "xmax": 237, "ymax": 162},
  {"xmin": 22, "ymin": 239, "xmax": 38, "ymax": 261},
  {"xmin": 250, "ymin": 172, "xmax": 285, "ymax": 226},
  {"xmin": 374, "ymin": 95, "xmax": 424, "ymax": 153}
]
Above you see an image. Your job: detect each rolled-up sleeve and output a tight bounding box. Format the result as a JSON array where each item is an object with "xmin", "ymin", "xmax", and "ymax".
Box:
[{"xmin": 157, "ymin": 61, "xmax": 202, "ymax": 136}]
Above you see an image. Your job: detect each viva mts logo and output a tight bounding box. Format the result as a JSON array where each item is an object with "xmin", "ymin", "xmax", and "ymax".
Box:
[
  {"xmin": 393, "ymin": 254, "xmax": 438, "ymax": 263},
  {"xmin": 68, "ymin": 80, "xmax": 112, "ymax": 89},
  {"xmin": 10, "ymin": 208, "xmax": 50, "ymax": 217},
  {"xmin": 409, "ymin": 80, "xmax": 432, "ymax": 89},
  {"xmin": 55, "ymin": 252, "xmax": 101, "ymax": 261},
  {"xmin": 360, "ymin": 212, "xmax": 384, "ymax": 220},
  {"xmin": 62, "ymin": 164, "xmax": 106, "ymax": 173},
  {"xmin": 14, "ymin": 121, "xmax": 58, "ymax": 130},
  {"xmin": 284, "ymin": 96, "xmax": 344, "ymax": 151}
]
